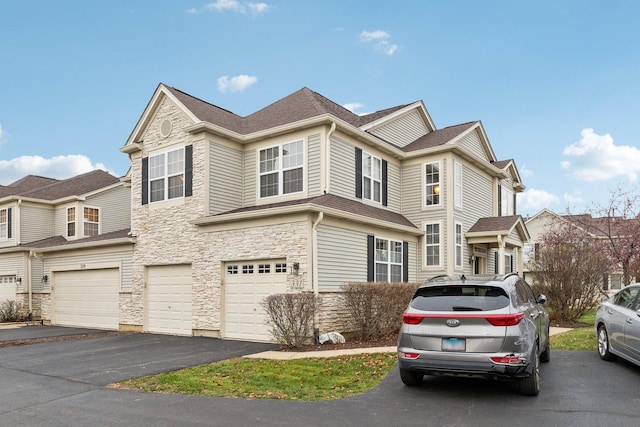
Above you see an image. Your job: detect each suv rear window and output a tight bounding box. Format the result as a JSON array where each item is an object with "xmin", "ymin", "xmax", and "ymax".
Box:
[{"xmin": 410, "ymin": 285, "xmax": 510, "ymax": 311}]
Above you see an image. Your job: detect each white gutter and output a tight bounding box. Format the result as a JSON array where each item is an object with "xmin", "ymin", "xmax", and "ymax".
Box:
[
  {"xmin": 324, "ymin": 122, "xmax": 336, "ymax": 194},
  {"xmin": 311, "ymin": 211, "xmax": 324, "ymax": 341}
]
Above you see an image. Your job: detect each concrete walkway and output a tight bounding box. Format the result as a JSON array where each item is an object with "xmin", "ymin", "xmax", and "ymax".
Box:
[{"xmin": 245, "ymin": 326, "xmax": 575, "ymax": 360}]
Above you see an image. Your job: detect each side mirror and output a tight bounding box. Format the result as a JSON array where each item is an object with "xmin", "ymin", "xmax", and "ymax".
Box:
[{"xmin": 537, "ymin": 294, "xmax": 547, "ymax": 305}]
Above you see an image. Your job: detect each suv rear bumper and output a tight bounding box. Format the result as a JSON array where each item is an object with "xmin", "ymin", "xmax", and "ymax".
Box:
[{"xmin": 398, "ymin": 350, "xmax": 532, "ymax": 378}]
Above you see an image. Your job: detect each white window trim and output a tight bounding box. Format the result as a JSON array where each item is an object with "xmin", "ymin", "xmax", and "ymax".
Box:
[
  {"xmin": 454, "ymin": 161, "xmax": 463, "ymax": 209},
  {"xmin": 374, "ymin": 237, "xmax": 403, "ymax": 282},
  {"xmin": 424, "ymin": 221, "xmax": 442, "ymax": 268},
  {"xmin": 0, "ymin": 208, "xmax": 8, "ymax": 239},
  {"xmin": 66, "ymin": 206, "xmax": 77, "ymax": 238},
  {"xmin": 258, "ymin": 139, "xmax": 305, "ymax": 199},
  {"xmin": 455, "ymin": 222, "xmax": 463, "ymax": 269},
  {"xmin": 83, "ymin": 206, "xmax": 101, "ymax": 237},
  {"xmin": 149, "ymin": 147, "xmax": 186, "ymax": 203},
  {"xmin": 424, "ymin": 161, "xmax": 441, "ymax": 207},
  {"xmin": 362, "ymin": 151, "xmax": 382, "ymax": 204},
  {"xmin": 501, "ymin": 185, "xmax": 514, "ymax": 216}
]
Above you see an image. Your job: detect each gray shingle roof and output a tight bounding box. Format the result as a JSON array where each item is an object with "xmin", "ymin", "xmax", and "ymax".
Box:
[
  {"xmin": 0, "ymin": 170, "xmax": 120, "ymax": 201},
  {"xmin": 403, "ymin": 122, "xmax": 477, "ymax": 152},
  {"xmin": 468, "ymin": 215, "xmax": 523, "ymax": 233},
  {"xmin": 22, "ymin": 228, "xmax": 131, "ymax": 249}
]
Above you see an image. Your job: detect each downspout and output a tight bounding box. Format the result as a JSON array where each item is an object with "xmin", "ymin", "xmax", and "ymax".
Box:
[
  {"xmin": 28, "ymin": 250, "xmax": 40, "ymax": 317},
  {"xmin": 312, "ymin": 211, "xmax": 324, "ymax": 343},
  {"xmin": 324, "ymin": 122, "xmax": 336, "ymax": 194}
]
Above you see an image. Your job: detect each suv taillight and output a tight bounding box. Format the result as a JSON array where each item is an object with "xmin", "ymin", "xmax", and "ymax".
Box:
[
  {"xmin": 402, "ymin": 313, "xmax": 425, "ymax": 325},
  {"xmin": 485, "ymin": 313, "xmax": 524, "ymax": 326},
  {"xmin": 402, "ymin": 312, "xmax": 524, "ymax": 326}
]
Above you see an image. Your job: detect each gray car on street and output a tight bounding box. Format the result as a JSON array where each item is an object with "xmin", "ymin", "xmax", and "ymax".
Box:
[
  {"xmin": 397, "ymin": 273, "xmax": 550, "ymax": 395},
  {"xmin": 595, "ymin": 283, "xmax": 640, "ymax": 367}
]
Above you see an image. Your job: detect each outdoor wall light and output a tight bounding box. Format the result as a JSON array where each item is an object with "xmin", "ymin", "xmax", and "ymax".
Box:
[
  {"xmin": 16, "ymin": 277, "xmax": 22, "ymax": 284},
  {"xmin": 469, "ymin": 255, "xmax": 476, "ymax": 264},
  {"xmin": 42, "ymin": 275, "xmax": 49, "ymax": 283},
  {"xmin": 292, "ymin": 262, "xmax": 300, "ymax": 276}
]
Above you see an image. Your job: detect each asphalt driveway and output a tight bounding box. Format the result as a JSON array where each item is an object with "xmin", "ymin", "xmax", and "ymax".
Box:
[{"xmin": 1, "ymin": 326, "xmax": 640, "ymax": 426}]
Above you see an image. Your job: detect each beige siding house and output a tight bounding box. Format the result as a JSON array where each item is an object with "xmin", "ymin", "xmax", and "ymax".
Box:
[
  {"xmin": 1, "ymin": 83, "xmax": 530, "ymax": 342},
  {"xmin": 0, "ymin": 171, "xmax": 132, "ymax": 325}
]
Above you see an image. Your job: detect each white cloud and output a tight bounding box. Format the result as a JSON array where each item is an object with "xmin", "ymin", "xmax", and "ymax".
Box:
[
  {"xmin": 518, "ymin": 188, "xmax": 560, "ymax": 213},
  {"xmin": 359, "ymin": 29, "xmax": 398, "ymax": 56},
  {"xmin": 0, "ymin": 155, "xmax": 113, "ymax": 185},
  {"xmin": 201, "ymin": 0, "xmax": 269, "ymax": 14},
  {"xmin": 343, "ymin": 102, "xmax": 364, "ymax": 113},
  {"xmin": 519, "ymin": 165, "xmax": 534, "ymax": 178},
  {"xmin": 217, "ymin": 75, "xmax": 257, "ymax": 93},
  {"xmin": 562, "ymin": 128, "xmax": 640, "ymax": 182},
  {"xmin": 0, "ymin": 123, "xmax": 7, "ymax": 146}
]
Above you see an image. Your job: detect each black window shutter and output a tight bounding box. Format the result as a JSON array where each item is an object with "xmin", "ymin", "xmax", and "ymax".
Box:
[
  {"xmin": 513, "ymin": 192, "xmax": 517, "ymax": 215},
  {"xmin": 494, "ymin": 252, "xmax": 499, "ymax": 274},
  {"xmin": 7, "ymin": 207, "xmax": 11, "ymax": 238},
  {"xmin": 367, "ymin": 234, "xmax": 374, "ymax": 282},
  {"xmin": 382, "ymin": 159, "xmax": 388, "ymax": 206},
  {"xmin": 142, "ymin": 157, "xmax": 149, "ymax": 205},
  {"xmin": 497, "ymin": 184, "xmax": 502, "ymax": 216},
  {"xmin": 355, "ymin": 147, "xmax": 363, "ymax": 199},
  {"xmin": 185, "ymin": 145, "xmax": 193, "ymax": 197},
  {"xmin": 402, "ymin": 241, "xmax": 409, "ymax": 282}
]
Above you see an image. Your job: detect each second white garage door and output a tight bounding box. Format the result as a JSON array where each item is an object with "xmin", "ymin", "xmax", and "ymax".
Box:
[
  {"xmin": 53, "ymin": 268, "xmax": 120, "ymax": 330},
  {"xmin": 224, "ymin": 260, "xmax": 288, "ymax": 342},
  {"xmin": 146, "ymin": 265, "xmax": 193, "ymax": 336}
]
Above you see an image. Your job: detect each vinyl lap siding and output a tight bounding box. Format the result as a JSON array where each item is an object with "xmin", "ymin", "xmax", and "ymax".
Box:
[
  {"xmin": 20, "ymin": 205, "xmax": 54, "ymax": 244},
  {"xmin": 209, "ymin": 141, "xmax": 243, "ymax": 214},
  {"xmin": 463, "ymin": 166, "xmax": 493, "ymax": 217},
  {"xmin": 317, "ymin": 224, "xmax": 367, "ymax": 291},
  {"xmin": 458, "ymin": 131, "xmax": 489, "ymax": 161},
  {"xmin": 368, "ymin": 110, "xmax": 429, "ymax": 148},
  {"xmin": 87, "ymin": 186, "xmax": 131, "ymax": 233},
  {"xmin": 386, "ymin": 161, "xmax": 401, "ymax": 212},
  {"xmin": 243, "ymin": 150, "xmax": 257, "ymax": 207},
  {"xmin": 329, "ymin": 137, "xmax": 356, "ymax": 200},
  {"xmin": 0, "ymin": 254, "xmax": 26, "ymax": 292},
  {"xmin": 307, "ymin": 134, "xmax": 322, "ymax": 197}
]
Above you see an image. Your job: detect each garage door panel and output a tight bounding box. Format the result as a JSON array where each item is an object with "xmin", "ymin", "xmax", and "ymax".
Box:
[
  {"xmin": 54, "ymin": 269, "xmax": 119, "ymax": 330},
  {"xmin": 146, "ymin": 265, "xmax": 193, "ymax": 336},
  {"xmin": 224, "ymin": 260, "xmax": 287, "ymax": 342}
]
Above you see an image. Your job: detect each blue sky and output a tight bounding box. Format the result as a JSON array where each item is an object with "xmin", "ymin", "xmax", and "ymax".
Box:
[{"xmin": 1, "ymin": 1, "xmax": 639, "ymax": 217}]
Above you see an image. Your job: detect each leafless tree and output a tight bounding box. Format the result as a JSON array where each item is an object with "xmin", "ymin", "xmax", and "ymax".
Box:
[{"xmin": 532, "ymin": 219, "xmax": 610, "ymax": 323}]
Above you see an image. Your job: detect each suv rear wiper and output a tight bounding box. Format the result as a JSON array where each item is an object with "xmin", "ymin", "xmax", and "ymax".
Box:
[{"xmin": 451, "ymin": 306, "xmax": 483, "ymax": 311}]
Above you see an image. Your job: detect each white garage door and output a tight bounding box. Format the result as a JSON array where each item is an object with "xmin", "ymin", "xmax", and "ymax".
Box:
[
  {"xmin": 53, "ymin": 269, "xmax": 119, "ymax": 330},
  {"xmin": 0, "ymin": 276, "xmax": 17, "ymax": 303},
  {"xmin": 146, "ymin": 265, "xmax": 193, "ymax": 336},
  {"xmin": 224, "ymin": 260, "xmax": 288, "ymax": 342}
]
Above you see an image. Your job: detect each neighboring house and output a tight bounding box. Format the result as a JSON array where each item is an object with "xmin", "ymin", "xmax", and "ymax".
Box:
[
  {"xmin": 524, "ymin": 208, "xmax": 630, "ymax": 293},
  {"xmin": 0, "ymin": 170, "xmax": 132, "ymax": 326},
  {"xmin": 113, "ymin": 83, "xmax": 529, "ymax": 341}
]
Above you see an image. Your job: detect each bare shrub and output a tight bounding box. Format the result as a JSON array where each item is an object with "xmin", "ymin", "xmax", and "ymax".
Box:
[
  {"xmin": 262, "ymin": 293, "xmax": 320, "ymax": 348},
  {"xmin": 339, "ymin": 282, "xmax": 419, "ymax": 340},
  {"xmin": 0, "ymin": 300, "xmax": 24, "ymax": 322}
]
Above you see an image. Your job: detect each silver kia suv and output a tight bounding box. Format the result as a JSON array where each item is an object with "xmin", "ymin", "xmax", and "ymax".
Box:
[{"xmin": 397, "ymin": 274, "xmax": 550, "ymax": 395}]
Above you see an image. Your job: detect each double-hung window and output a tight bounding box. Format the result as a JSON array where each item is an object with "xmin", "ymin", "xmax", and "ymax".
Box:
[
  {"xmin": 0, "ymin": 208, "xmax": 8, "ymax": 239},
  {"xmin": 454, "ymin": 162, "xmax": 463, "ymax": 208},
  {"xmin": 501, "ymin": 186, "xmax": 514, "ymax": 215},
  {"xmin": 425, "ymin": 162, "xmax": 440, "ymax": 206},
  {"xmin": 67, "ymin": 207, "xmax": 76, "ymax": 237},
  {"xmin": 455, "ymin": 222, "xmax": 463, "ymax": 268},
  {"xmin": 149, "ymin": 148, "xmax": 185, "ymax": 203},
  {"xmin": 362, "ymin": 151, "xmax": 382, "ymax": 203},
  {"xmin": 375, "ymin": 237, "xmax": 403, "ymax": 282},
  {"xmin": 83, "ymin": 207, "xmax": 100, "ymax": 237},
  {"xmin": 425, "ymin": 222, "xmax": 441, "ymax": 266},
  {"xmin": 259, "ymin": 139, "xmax": 304, "ymax": 198}
]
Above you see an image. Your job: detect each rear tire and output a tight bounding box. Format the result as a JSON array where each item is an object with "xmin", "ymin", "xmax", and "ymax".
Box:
[
  {"xmin": 597, "ymin": 325, "xmax": 617, "ymax": 361},
  {"xmin": 540, "ymin": 333, "xmax": 551, "ymax": 363},
  {"xmin": 399, "ymin": 368, "xmax": 423, "ymax": 387},
  {"xmin": 518, "ymin": 345, "xmax": 540, "ymax": 396}
]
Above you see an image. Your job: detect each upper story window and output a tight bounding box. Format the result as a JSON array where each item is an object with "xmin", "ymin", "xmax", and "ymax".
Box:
[
  {"xmin": 362, "ymin": 151, "xmax": 382, "ymax": 203},
  {"xmin": 142, "ymin": 145, "xmax": 192, "ymax": 205},
  {"xmin": 501, "ymin": 185, "xmax": 514, "ymax": 216},
  {"xmin": 425, "ymin": 162, "xmax": 440, "ymax": 206},
  {"xmin": 150, "ymin": 148, "xmax": 184, "ymax": 202},
  {"xmin": 259, "ymin": 139, "xmax": 304, "ymax": 198},
  {"xmin": 0, "ymin": 208, "xmax": 10, "ymax": 239},
  {"xmin": 425, "ymin": 222, "xmax": 441, "ymax": 267},
  {"xmin": 83, "ymin": 207, "xmax": 100, "ymax": 237},
  {"xmin": 454, "ymin": 162, "xmax": 463, "ymax": 208},
  {"xmin": 67, "ymin": 207, "xmax": 76, "ymax": 237},
  {"xmin": 375, "ymin": 237, "xmax": 403, "ymax": 282}
]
